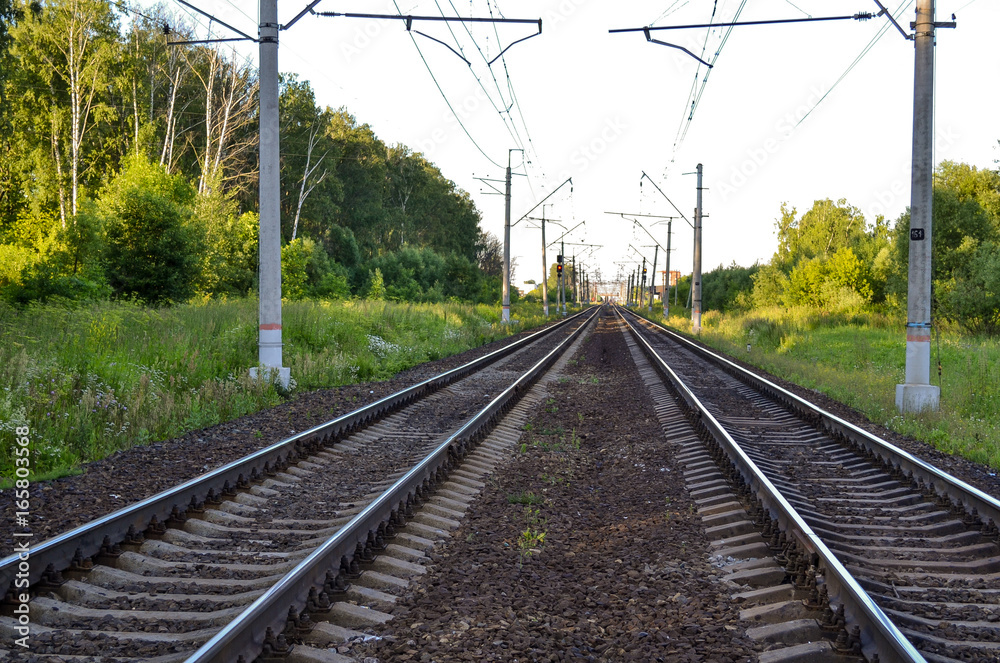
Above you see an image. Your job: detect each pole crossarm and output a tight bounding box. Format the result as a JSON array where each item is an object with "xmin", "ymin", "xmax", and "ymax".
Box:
[
  {"xmin": 547, "ymin": 220, "xmax": 585, "ymax": 247},
  {"xmin": 871, "ymin": 0, "xmax": 912, "ymax": 39},
  {"xmin": 474, "ymin": 176, "xmax": 506, "ymax": 196},
  {"xmin": 628, "ymin": 244, "xmax": 650, "ymax": 263},
  {"xmin": 309, "ymin": 9, "xmax": 542, "ymax": 64},
  {"xmin": 514, "ymin": 177, "xmax": 573, "ymax": 227},
  {"xmin": 642, "ymin": 27, "xmax": 712, "ymax": 68},
  {"xmin": 605, "ymin": 211, "xmax": 678, "ymax": 219},
  {"xmin": 169, "ymin": 0, "xmax": 257, "ymax": 44},
  {"xmin": 612, "ymin": 13, "xmax": 880, "ymax": 67},
  {"xmin": 640, "ymin": 172, "xmax": 694, "ymax": 229},
  {"xmin": 168, "ymin": 36, "xmax": 255, "ymax": 45},
  {"xmin": 611, "ymin": 13, "xmax": 877, "ymax": 33},
  {"xmin": 605, "ymin": 212, "xmax": 673, "ymax": 252}
]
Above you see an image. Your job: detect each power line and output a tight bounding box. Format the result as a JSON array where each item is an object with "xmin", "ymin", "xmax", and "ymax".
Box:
[
  {"xmin": 672, "ymin": 0, "xmax": 747, "ymax": 155},
  {"xmin": 794, "ymin": 0, "xmax": 912, "ymax": 128},
  {"xmin": 391, "ymin": 0, "xmax": 503, "ymax": 169},
  {"xmin": 650, "ymin": 0, "xmax": 689, "ymax": 26},
  {"xmin": 438, "ymin": 0, "xmax": 527, "ymax": 154},
  {"xmin": 486, "ymin": 0, "xmax": 540, "ymax": 200},
  {"xmin": 783, "ymin": 0, "xmax": 811, "ymax": 18}
]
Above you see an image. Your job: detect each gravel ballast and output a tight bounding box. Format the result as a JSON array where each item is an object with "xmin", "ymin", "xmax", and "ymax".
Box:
[{"xmin": 356, "ymin": 311, "xmax": 760, "ymax": 662}]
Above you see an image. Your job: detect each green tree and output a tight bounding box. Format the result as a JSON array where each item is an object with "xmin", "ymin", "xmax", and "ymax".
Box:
[
  {"xmin": 193, "ymin": 183, "xmax": 258, "ymax": 296},
  {"xmin": 774, "ymin": 198, "xmax": 868, "ymax": 269},
  {"xmin": 750, "ymin": 264, "xmax": 790, "ymax": 309},
  {"xmin": 934, "ymin": 161, "xmax": 1000, "ymax": 226},
  {"xmin": 368, "ymin": 267, "xmax": 385, "ymax": 300},
  {"xmin": 937, "ymin": 241, "xmax": 1000, "ymax": 335},
  {"xmin": 101, "ymin": 156, "xmax": 200, "ymax": 303},
  {"xmin": 889, "ymin": 187, "xmax": 997, "ymax": 298},
  {"xmin": 327, "ymin": 109, "xmax": 388, "ymax": 257},
  {"xmin": 279, "ymin": 75, "xmax": 341, "ymax": 243},
  {"xmin": 701, "ymin": 262, "xmax": 759, "ymax": 312},
  {"xmin": 11, "ymin": 0, "xmax": 121, "ymax": 223}
]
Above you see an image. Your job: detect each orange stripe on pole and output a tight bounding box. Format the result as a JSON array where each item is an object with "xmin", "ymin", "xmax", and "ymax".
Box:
[{"xmin": 259, "ymin": 324, "xmax": 282, "ymax": 330}]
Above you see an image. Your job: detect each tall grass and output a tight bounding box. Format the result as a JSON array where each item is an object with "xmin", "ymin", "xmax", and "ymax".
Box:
[
  {"xmin": 643, "ymin": 305, "xmax": 1000, "ymax": 470},
  {"xmin": 0, "ymin": 298, "xmax": 553, "ymax": 481}
]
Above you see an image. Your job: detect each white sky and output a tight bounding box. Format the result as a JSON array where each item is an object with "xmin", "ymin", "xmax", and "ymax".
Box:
[{"xmin": 183, "ymin": 0, "xmax": 998, "ymax": 292}]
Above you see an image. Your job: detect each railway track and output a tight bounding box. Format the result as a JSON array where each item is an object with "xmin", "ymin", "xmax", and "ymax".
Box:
[
  {"xmin": 0, "ymin": 307, "xmax": 599, "ymax": 662},
  {"xmin": 618, "ymin": 306, "xmax": 1000, "ymax": 663}
]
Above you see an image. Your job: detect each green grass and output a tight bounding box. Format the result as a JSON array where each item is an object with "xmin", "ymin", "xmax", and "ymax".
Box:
[
  {"xmin": 507, "ymin": 491, "xmax": 545, "ymax": 505},
  {"xmin": 0, "ymin": 297, "xmax": 552, "ymax": 482},
  {"xmin": 639, "ymin": 305, "xmax": 1000, "ymax": 470}
]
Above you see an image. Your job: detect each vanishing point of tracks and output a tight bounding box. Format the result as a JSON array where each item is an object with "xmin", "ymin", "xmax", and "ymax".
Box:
[
  {"xmin": 0, "ymin": 308, "xmax": 598, "ymax": 662},
  {"xmin": 619, "ymin": 306, "xmax": 1000, "ymax": 663}
]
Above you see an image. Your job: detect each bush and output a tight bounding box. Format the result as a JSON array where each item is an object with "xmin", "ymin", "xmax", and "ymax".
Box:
[
  {"xmin": 104, "ymin": 188, "xmax": 199, "ymax": 304},
  {"xmin": 282, "ymin": 237, "xmax": 351, "ymax": 300},
  {"xmin": 0, "ymin": 244, "xmax": 35, "ymax": 287},
  {"xmin": 1, "ymin": 205, "xmax": 108, "ymax": 305},
  {"xmin": 193, "ymin": 185, "xmax": 258, "ymax": 296},
  {"xmin": 938, "ymin": 241, "xmax": 1000, "ymax": 335},
  {"xmin": 101, "ymin": 157, "xmax": 200, "ymax": 304}
]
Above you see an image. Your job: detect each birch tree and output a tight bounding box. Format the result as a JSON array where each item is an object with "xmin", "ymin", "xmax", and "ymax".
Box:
[
  {"xmin": 291, "ymin": 125, "xmax": 327, "ymax": 241},
  {"xmin": 12, "ymin": 0, "xmax": 118, "ymax": 225},
  {"xmin": 185, "ymin": 46, "xmax": 257, "ymax": 197}
]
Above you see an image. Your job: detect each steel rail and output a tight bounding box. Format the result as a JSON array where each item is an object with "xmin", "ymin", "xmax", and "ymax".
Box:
[
  {"xmin": 625, "ymin": 309, "xmax": 1000, "ymax": 550},
  {"xmin": 616, "ymin": 307, "xmax": 924, "ymax": 663},
  {"xmin": 0, "ymin": 309, "xmax": 591, "ymax": 592},
  {"xmin": 185, "ymin": 306, "xmax": 600, "ymax": 662}
]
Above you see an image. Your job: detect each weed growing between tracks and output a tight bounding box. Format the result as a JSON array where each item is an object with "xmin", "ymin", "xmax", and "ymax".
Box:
[
  {"xmin": 638, "ymin": 305, "xmax": 1000, "ymax": 471},
  {"xmin": 0, "ymin": 298, "xmax": 552, "ymax": 482}
]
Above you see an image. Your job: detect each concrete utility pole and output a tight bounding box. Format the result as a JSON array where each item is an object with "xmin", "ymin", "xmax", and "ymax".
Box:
[
  {"xmin": 572, "ymin": 254, "xmax": 578, "ymax": 306},
  {"xmin": 251, "ymin": 0, "xmax": 289, "ymax": 388},
  {"xmin": 663, "ymin": 220, "xmax": 672, "ymax": 316},
  {"xmin": 626, "ymin": 272, "xmax": 632, "ymax": 306},
  {"xmin": 560, "ymin": 240, "xmax": 567, "ymax": 316},
  {"xmin": 649, "ymin": 245, "xmax": 658, "ymax": 312},
  {"xmin": 541, "ymin": 206, "xmax": 549, "ymax": 317},
  {"xmin": 897, "ymin": 0, "xmax": 940, "ymax": 413},
  {"xmin": 640, "ymin": 258, "xmax": 647, "ymax": 311},
  {"xmin": 501, "ymin": 153, "xmax": 513, "ymax": 323},
  {"xmin": 692, "ymin": 163, "xmax": 704, "ymax": 334}
]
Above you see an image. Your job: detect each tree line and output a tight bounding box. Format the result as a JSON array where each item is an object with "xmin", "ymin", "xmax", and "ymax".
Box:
[
  {"xmin": 695, "ymin": 161, "xmax": 1000, "ymax": 335},
  {"xmin": 0, "ymin": 0, "xmax": 504, "ymax": 306}
]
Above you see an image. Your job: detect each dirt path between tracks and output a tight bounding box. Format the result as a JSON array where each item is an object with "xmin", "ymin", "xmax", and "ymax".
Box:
[{"xmin": 357, "ymin": 310, "xmax": 760, "ymax": 662}]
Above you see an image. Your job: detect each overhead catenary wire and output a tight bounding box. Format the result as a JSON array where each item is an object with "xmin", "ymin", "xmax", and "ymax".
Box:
[
  {"xmin": 391, "ymin": 0, "xmax": 504, "ymax": 169},
  {"xmin": 671, "ymin": 0, "xmax": 748, "ymax": 156},
  {"xmin": 794, "ymin": 0, "xmax": 913, "ymax": 128},
  {"xmin": 650, "ymin": 0, "xmax": 690, "ymax": 26},
  {"xmin": 437, "ymin": 0, "xmax": 528, "ymax": 156},
  {"xmin": 486, "ymin": 0, "xmax": 542, "ymax": 201},
  {"xmin": 783, "ymin": 0, "xmax": 812, "ymax": 18}
]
